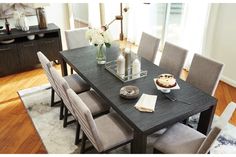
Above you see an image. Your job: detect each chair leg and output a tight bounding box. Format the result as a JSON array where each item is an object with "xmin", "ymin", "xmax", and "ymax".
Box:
[
  {"xmin": 75, "ymin": 121, "xmax": 81, "ymax": 145},
  {"xmin": 70, "ymin": 67, "xmax": 73, "ymax": 74},
  {"xmin": 130, "ymin": 141, "xmax": 134, "ymax": 153},
  {"xmin": 80, "ymin": 132, "xmax": 87, "ymax": 154},
  {"xmin": 182, "ymin": 118, "xmax": 188, "ymax": 125},
  {"xmin": 51, "ymin": 88, "xmax": 55, "ymax": 107},
  {"xmin": 153, "ymin": 148, "xmax": 163, "ymax": 154},
  {"xmin": 59, "ymin": 100, "xmax": 64, "ymax": 120},
  {"xmin": 63, "ymin": 106, "xmax": 68, "ymax": 128}
]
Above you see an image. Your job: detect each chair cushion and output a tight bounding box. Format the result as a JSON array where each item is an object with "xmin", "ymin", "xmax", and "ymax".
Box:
[
  {"xmin": 64, "ymin": 74, "xmax": 90, "ymax": 94},
  {"xmin": 154, "ymin": 123, "xmax": 206, "ymax": 154},
  {"xmin": 78, "ymin": 90, "xmax": 110, "ymax": 116},
  {"xmin": 95, "ymin": 112, "xmax": 133, "ymax": 152}
]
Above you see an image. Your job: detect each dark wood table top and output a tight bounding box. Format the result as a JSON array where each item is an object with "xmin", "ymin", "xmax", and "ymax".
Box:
[{"xmin": 60, "ymin": 45, "xmax": 217, "ymax": 134}]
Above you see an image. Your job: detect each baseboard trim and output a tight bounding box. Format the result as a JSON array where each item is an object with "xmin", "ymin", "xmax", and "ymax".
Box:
[
  {"xmin": 74, "ymin": 19, "xmax": 88, "ymax": 25},
  {"xmin": 221, "ymin": 75, "xmax": 236, "ymax": 87}
]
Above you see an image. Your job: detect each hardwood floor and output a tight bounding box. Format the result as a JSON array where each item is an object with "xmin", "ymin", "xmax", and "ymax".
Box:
[
  {"xmin": 0, "ymin": 62, "xmax": 236, "ymax": 153},
  {"xmin": 0, "ymin": 66, "xmax": 62, "ymax": 154},
  {"xmin": 0, "ymin": 100, "xmax": 46, "ymax": 153},
  {"xmin": 215, "ymin": 81, "xmax": 236, "ymax": 124}
]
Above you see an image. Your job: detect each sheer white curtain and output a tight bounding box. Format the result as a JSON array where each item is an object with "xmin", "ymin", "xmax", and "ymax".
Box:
[
  {"xmin": 103, "ymin": 2, "xmax": 121, "ymax": 40},
  {"xmin": 126, "ymin": 3, "xmax": 163, "ymax": 45},
  {"xmin": 179, "ymin": 3, "xmax": 211, "ymax": 69},
  {"xmin": 125, "ymin": 3, "xmax": 211, "ymax": 68},
  {"xmin": 88, "ymin": 3, "xmax": 101, "ymax": 28},
  {"xmin": 126, "ymin": 3, "xmax": 149, "ymax": 44}
]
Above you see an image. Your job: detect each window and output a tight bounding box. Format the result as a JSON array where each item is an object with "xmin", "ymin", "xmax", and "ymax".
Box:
[
  {"xmin": 165, "ymin": 3, "xmax": 185, "ymax": 46},
  {"xmin": 69, "ymin": 3, "xmax": 89, "ymax": 29},
  {"xmin": 126, "ymin": 3, "xmax": 210, "ymax": 67}
]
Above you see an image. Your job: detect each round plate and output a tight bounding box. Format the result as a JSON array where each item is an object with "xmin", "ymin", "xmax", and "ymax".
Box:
[
  {"xmin": 153, "ymin": 78, "xmax": 180, "ymax": 94},
  {"xmin": 120, "ymin": 85, "xmax": 139, "ymax": 99}
]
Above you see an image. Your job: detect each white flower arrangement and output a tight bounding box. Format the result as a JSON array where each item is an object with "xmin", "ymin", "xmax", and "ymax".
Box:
[{"xmin": 85, "ymin": 28, "xmax": 113, "ymax": 48}]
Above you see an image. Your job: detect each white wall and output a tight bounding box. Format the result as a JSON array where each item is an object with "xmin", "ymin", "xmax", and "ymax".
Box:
[
  {"xmin": 0, "ymin": 3, "xmax": 70, "ymax": 50},
  {"xmin": 205, "ymin": 4, "xmax": 236, "ymax": 87},
  {"xmin": 46, "ymin": 3, "xmax": 70, "ymax": 50},
  {"xmin": 72, "ymin": 3, "xmax": 88, "ymax": 23}
]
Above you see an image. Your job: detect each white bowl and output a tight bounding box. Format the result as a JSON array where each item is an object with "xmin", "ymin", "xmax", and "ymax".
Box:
[
  {"xmin": 0, "ymin": 39, "xmax": 15, "ymax": 44},
  {"xmin": 38, "ymin": 33, "xmax": 45, "ymax": 38},
  {"xmin": 27, "ymin": 35, "xmax": 35, "ymax": 40}
]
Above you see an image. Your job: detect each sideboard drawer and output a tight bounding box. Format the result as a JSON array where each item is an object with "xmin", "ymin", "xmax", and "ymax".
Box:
[
  {"xmin": 0, "ymin": 44, "xmax": 20, "ymax": 76},
  {"xmin": 17, "ymin": 41, "xmax": 39, "ymax": 69}
]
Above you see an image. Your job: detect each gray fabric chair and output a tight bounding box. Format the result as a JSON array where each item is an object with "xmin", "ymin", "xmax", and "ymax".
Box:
[
  {"xmin": 67, "ymin": 88, "xmax": 133, "ymax": 153},
  {"xmin": 137, "ymin": 32, "xmax": 160, "ymax": 63},
  {"xmin": 37, "ymin": 51, "xmax": 90, "ymax": 120},
  {"xmin": 153, "ymin": 102, "xmax": 236, "ymax": 154},
  {"xmin": 65, "ymin": 27, "xmax": 90, "ymax": 49},
  {"xmin": 49, "ymin": 66, "xmax": 109, "ymax": 129},
  {"xmin": 65, "ymin": 28, "xmax": 90, "ymax": 74},
  {"xmin": 159, "ymin": 42, "xmax": 188, "ymax": 77},
  {"xmin": 185, "ymin": 54, "xmax": 224, "ymax": 126},
  {"xmin": 186, "ymin": 54, "xmax": 224, "ymax": 96},
  {"xmin": 37, "ymin": 51, "xmax": 60, "ymax": 106}
]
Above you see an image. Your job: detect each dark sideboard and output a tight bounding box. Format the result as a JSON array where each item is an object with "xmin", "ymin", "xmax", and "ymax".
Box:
[{"xmin": 0, "ymin": 23, "xmax": 62, "ymax": 77}]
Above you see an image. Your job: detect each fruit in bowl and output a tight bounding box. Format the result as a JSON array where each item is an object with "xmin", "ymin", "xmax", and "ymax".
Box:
[{"xmin": 155, "ymin": 74, "xmax": 176, "ymax": 88}]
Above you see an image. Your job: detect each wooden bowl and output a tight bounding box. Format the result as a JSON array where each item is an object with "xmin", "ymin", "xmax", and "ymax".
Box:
[{"xmin": 120, "ymin": 85, "xmax": 139, "ymax": 99}]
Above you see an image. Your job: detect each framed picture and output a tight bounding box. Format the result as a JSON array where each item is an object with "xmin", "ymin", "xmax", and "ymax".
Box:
[{"xmin": 0, "ymin": 3, "xmax": 36, "ymax": 19}]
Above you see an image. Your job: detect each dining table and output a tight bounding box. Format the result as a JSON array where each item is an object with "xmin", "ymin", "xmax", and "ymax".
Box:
[{"xmin": 59, "ymin": 45, "xmax": 217, "ymax": 154}]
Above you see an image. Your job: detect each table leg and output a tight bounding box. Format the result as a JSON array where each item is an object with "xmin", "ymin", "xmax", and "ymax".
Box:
[
  {"xmin": 131, "ymin": 131, "xmax": 147, "ymax": 154},
  {"xmin": 197, "ymin": 105, "xmax": 216, "ymax": 135},
  {"xmin": 60, "ymin": 57, "xmax": 68, "ymax": 76}
]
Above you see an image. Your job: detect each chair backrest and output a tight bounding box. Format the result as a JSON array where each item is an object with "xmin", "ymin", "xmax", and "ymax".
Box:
[
  {"xmin": 49, "ymin": 66, "xmax": 76, "ymax": 118},
  {"xmin": 197, "ymin": 102, "xmax": 236, "ymax": 153},
  {"xmin": 137, "ymin": 32, "xmax": 160, "ymax": 63},
  {"xmin": 37, "ymin": 51, "xmax": 59, "ymax": 95},
  {"xmin": 186, "ymin": 54, "xmax": 224, "ymax": 95},
  {"xmin": 159, "ymin": 42, "xmax": 188, "ymax": 77},
  {"xmin": 67, "ymin": 88, "xmax": 103, "ymax": 152},
  {"xmin": 65, "ymin": 27, "xmax": 90, "ymax": 50}
]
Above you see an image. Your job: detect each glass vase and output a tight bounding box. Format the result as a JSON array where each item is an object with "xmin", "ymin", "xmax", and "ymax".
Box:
[{"xmin": 96, "ymin": 44, "xmax": 106, "ymax": 64}]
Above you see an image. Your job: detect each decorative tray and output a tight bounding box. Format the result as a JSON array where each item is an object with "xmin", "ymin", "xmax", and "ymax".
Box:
[{"xmin": 105, "ymin": 60, "xmax": 148, "ymax": 82}]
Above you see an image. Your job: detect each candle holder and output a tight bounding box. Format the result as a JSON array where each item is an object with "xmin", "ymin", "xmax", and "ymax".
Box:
[{"xmin": 105, "ymin": 52, "xmax": 147, "ymax": 82}]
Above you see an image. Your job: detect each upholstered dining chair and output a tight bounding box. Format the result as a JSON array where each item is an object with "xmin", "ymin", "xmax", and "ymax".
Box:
[
  {"xmin": 137, "ymin": 32, "xmax": 160, "ymax": 63},
  {"xmin": 65, "ymin": 27, "xmax": 90, "ymax": 49},
  {"xmin": 37, "ymin": 51, "xmax": 90, "ymax": 120},
  {"xmin": 37, "ymin": 51, "xmax": 60, "ymax": 106},
  {"xmin": 159, "ymin": 42, "xmax": 188, "ymax": 78},
  {"xmin": 65, "ymin": 27, "xmax": 90, "ymax": 74},
  {"xmin": 153, "ymin": 102, "xmax": 236, "ymax": 154},
  {"xmin": 184, "ymin": 53, "xmax": 224, "ymax": 125},
  {"xmin": 67, "ymin": 88, "xmax": 133, "ymax": 153},
  {"xmin": 186, "ymin": 53, "xmax": 224, "ymax": 96},
  {"xmin": 49, "ymin": 66, "xmax": 109, "ymax": 128}
]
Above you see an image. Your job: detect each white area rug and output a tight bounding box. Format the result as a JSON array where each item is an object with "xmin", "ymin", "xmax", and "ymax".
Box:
[{"xmin": 18, "ymin": 84, "xmax": 236, "ymax": 154}]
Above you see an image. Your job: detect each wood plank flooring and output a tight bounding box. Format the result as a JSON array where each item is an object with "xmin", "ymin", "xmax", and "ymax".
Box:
[
  {"xmin": 0, "ymin": 100, "xmax": 46, "ymax": 153},
  {"xmin": 0, "ymin": 63, "xmax": 236, "ymax": 153},
  {"xmin": 215, "ymin": 81, "xmax": 236, "ymax": 124},
  {"xmin": 0, "ymin": 67, "xmax": 52, "ymax": 153}
]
